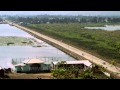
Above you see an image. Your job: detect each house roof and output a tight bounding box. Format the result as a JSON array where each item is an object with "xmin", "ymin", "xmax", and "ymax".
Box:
[
  {"xmin": 52, "ymin": 60, "xmax": 92, "ymax": 67},
  {"xmin": 22, "ymin": 58, "xmax": 45, "ymax": 64},
  {"xmin": 44, "ymin": 62, "xmax": 51, "ymax": 65},
  {"xmin": 14, "ymin": 63, "xmax": 26, "ymax": 67}
]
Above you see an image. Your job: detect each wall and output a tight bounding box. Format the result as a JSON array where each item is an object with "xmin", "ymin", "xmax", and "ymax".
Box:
[
  {"xmin": 22, "ymin": 65, "xmax": 30, "ymax": 72},
  {"xmin": 41, "ymin": 64, "xmax": 51, "ymax": 71}
]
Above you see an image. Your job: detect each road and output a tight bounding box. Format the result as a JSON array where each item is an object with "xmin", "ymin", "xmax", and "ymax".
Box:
[{"xmin": 7, "ymin": 21, "xmax": 120, "ymax": 78}]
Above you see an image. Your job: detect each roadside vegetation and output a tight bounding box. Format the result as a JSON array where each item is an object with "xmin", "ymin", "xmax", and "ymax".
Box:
[
  {"xmin": 25, "ymin": 23, "xmax": 120, "ymax": 64},
  {"xmin": 51, "ymin": 61, "xmax": 110, "ymax": 79}
]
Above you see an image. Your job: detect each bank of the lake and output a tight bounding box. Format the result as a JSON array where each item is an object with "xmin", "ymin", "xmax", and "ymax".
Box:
[{"xmin": 26, "ymin": 23, "xmax": 120, "ymax": 65}]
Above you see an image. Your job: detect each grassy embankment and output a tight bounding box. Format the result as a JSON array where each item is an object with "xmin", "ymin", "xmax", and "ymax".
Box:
[{"xmin": 26, "ymin": 23, "xmax": 120, "ymax": 64}]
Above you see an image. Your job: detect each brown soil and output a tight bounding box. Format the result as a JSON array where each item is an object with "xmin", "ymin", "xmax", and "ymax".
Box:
[{"xmin": 6, "ymin": 72, "xmax": 52, "ymax": 79}]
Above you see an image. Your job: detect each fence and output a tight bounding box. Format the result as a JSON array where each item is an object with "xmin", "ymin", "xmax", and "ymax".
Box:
[{"xmin": 11, "ymin": 57, "xmax": 72, "ymax": 65}]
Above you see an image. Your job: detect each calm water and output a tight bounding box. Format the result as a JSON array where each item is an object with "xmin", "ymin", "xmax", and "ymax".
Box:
[
  {"xmin": 84, "ymin": 25, "xmax": 120, "ymax": 31},
  {"xmin": 0, "ymin": 24, "xmax": 75, "ymax": 68}
]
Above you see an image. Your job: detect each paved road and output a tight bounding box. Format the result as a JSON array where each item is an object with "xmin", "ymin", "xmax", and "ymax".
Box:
[{"xmin": 8, "ymin": 21, "xmax": 120, "ymax": 78}]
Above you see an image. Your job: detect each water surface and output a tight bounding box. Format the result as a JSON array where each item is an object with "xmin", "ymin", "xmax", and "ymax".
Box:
[
  {"xmin": 0, "ymin": 24, "xmax": 75, "ymax": 68},
  {"xmin": 84, "ymin": 25, "xmax": 120, "ymax": 31}
]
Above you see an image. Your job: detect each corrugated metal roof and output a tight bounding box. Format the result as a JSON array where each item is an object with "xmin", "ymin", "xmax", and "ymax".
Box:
[
  {"xmin": 44, "ymin": 62, "xmax": 51, "ymax": 65},
  {"xmin": 14, "ymin": 63, "xmax": 26, "ymax": 66},
  {"xmin": 52, "ymin": 60, "xmax": 92, "ymax": 67},
  {"xmin": 22, "ymin": 58, "xmax": 44, "ymax": 64}
]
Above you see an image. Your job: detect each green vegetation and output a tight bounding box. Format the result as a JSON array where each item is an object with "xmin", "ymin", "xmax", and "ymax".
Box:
[
  {"xmin": 8, "ymin": 15, "xmax": 120, "ymax": 24},
  {"xmin": 26, "ymin": 23, "xmax": 120, "ymax": 63},
  {"xmin": 51, "ymin": 61, "xmax": 109, "ymax": 79},
  {"xmin": 0, "ymin": 36, "xmax": 34, "ymax": 46}
]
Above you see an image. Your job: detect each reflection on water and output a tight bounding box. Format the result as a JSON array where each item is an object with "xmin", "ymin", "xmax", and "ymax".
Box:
[
  {"xmin": 0, "ymin": 24, "xmax": 75, "ymax": 68},
  {"xmin": 0, "ymin": 46, "xmax": 75, "ymax": 68}
]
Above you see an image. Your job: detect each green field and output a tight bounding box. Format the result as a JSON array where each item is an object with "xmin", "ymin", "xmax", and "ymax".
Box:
[
  {"xmin": 26, "ymin": 23, "xmax": 120, "ymax": 63},
  {"xmin": 0, "ymin": 36, "xmax": 34, "ymax": 46}
]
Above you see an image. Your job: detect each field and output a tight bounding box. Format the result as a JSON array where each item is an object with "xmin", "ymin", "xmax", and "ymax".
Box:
[
  {"xmin": 26, "ymin": 23, "xmax": 120, "ymax": 64},
  {"xmin": 0, "ymin": 36, "xmax": 34, "ymax": 46}
]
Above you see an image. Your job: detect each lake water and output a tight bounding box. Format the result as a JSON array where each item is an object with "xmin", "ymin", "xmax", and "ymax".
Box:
[
  {"xmin": 0, "ymin": 24, "xmax": 33, "ymax": 37},
  {"xmin": 0, "ymin": 24, "xmax": 75, "ymax": 68},
  {"xmin": 84, "ymin": 25, "xmax": 120, "ymax": 31}
]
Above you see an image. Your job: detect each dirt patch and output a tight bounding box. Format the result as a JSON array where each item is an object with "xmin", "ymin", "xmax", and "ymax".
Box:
[{"xmin": 6, "ymin": 72, "xmax": 52, "ymax": 79}]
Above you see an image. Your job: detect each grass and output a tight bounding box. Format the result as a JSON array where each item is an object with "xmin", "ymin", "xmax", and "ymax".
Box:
[
  {"xmin": 0, "ymin": 36, "xmax": 34, "ymax": 46},
  {"xmin": 26, "ymin": 23, "xmax": 120, "ymax": 64}
]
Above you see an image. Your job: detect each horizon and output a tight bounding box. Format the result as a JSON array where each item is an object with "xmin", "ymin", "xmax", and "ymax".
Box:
[{"xmin": 0, "ymin": 11, "xmax": 120, "ymax": 16}]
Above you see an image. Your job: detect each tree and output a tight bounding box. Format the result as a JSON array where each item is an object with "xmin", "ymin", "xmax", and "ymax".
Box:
[
  {"xmin": 110, "ymin": 59, "xmax": 120, "ymax": 73},
  {"xmin": 51, "ymin": 61, "xmax": 108, "ymax": 79},
  {"xmin": 111, "ymin": 59, "xmax": 117, "ymax": 66}
]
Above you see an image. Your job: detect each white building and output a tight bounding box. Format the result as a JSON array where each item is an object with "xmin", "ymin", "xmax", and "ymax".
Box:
[{"xmin": 14, "ymin": 58, "xmax": 51, "ymax": 73}]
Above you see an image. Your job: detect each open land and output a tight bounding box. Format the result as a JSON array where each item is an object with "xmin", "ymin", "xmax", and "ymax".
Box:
[{"xmin": 3, "ymin": 72, "xmax": 52, "ymax": 79}]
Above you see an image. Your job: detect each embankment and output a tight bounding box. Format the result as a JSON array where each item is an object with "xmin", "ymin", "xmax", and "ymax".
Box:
[{"xmin": 25, "ymin": 31, "xmax": 86, "ymax": 60}]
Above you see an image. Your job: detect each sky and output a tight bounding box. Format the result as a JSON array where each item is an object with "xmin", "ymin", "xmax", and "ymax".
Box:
[{"xmin": 0, "ymin": 11, "xmax": 120, "ymax": 16}]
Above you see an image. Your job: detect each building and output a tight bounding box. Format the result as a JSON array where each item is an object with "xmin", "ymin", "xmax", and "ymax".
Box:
[
  {"xmin": 52, "ymin": 60, "xmax": 92, "ymax": 70},
  {"xmin": 14, "ymin": 58, "xmax": 51, "ymax": 73}
]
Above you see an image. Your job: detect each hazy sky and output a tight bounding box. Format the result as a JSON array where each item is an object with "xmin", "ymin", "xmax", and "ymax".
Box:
[{"xmin": 0, "ymin": 11, "xmax": 120, "ymax": 16}]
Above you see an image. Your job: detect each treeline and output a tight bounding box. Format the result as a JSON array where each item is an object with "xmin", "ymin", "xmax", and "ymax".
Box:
[{"xmin": 7, "ymin": 15, "xmax": 120, "ymax": 24}]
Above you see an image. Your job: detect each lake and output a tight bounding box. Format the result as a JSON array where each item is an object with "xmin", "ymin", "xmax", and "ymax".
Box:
[
  {"xmin": 84, "ymin": 25, "xmax": 120, "ymax": 31},
  {"xmin": 0, "ymin": 24, "xmax": 75, "ymax": 68}
]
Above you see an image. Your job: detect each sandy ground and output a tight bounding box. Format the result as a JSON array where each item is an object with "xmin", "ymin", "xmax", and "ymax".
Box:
[{"xmin": 7, "ymin": 21, "xmax": 120, "ymax": 78}]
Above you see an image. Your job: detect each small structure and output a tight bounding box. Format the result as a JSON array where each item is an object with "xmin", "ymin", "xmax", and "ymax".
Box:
[
  {"xmin": 52, "ymin": 60, "xmax": 92, "ymax": 70},
  {"xmin": 0, "ymin": 69, "xmax": 5, "ymax": 77},
  {"xmin": 14, "ymin": 58, "xmax": 51, "ymax": 73},
  {"xmin": 7, "ymin": 42, "xmax": 14, "ymax": 46},
  {"xmin": 32, "ymin": 44, "xmax": 42, "ymax": 47},
  {"xmin": 14, "ymin": 63, "xmax": 26, "ymax": 73}
]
